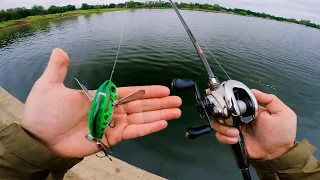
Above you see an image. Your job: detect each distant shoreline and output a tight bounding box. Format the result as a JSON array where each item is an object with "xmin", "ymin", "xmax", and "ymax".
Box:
[
  {"xmin": 0, "ymin": 8, "xmax": 123, "ymax": 31},
  {"xmin": 181, "ymin": 8, "xmax": 298, "ymax": 25},
  {"xmin": 1, "ymin": 7, "xmax": 318, "ymax": 32}
]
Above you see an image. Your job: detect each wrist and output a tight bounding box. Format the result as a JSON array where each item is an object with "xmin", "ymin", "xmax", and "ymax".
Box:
[
  {"xmin": 261, "ymin": 142, "xmax": 295, "ymax": 160},
  {"xmin": 250, "ymin": 139, "xmax": 316, "ymax": 172},
  {"xmin": 1, "ymin": 124, "xmax": 82, "ymax": 171},
  {"xmin": 21, "ymin": 124, "xmax": 61, "ymax": 157},
  {"xmin": 22, "ymin": 126, "xmax": 45, "ymax": 144}
]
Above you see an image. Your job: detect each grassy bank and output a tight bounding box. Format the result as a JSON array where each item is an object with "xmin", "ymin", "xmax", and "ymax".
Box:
[{"xmin": 0, "ymin": 8, "xmax": 123, "ymax": 30}]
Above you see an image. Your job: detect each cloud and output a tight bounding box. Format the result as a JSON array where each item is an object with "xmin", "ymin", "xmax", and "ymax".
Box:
[{"xmin": 1, "ymin": 0, "xmax": 320, "ymax": 23}]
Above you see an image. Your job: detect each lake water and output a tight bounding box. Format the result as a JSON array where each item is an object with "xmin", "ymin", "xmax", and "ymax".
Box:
[{"xmin": 1, "ymin": 9, "xmax": 320, "ymax": 180}]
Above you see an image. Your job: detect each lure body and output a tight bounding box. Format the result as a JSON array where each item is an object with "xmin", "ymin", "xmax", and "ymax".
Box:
[
  {"xmin": 88, "ymin": 80, "xmax": 118, "ymax": 140},
  {"xmin": 75, "ymin": 78, "xmax": 144, "ymax": 160}
]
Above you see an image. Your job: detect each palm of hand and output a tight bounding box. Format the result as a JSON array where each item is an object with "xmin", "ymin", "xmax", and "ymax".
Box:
[
  {"xmin": 23, "ymin": 82, "xmax": 96, "ymax": 158},
  {"xmin": 212, "ymin": 89, "xmax": 297, "ymax": 160},
  {"xmin": 242, "ymin": 104, "xmax": 296, "ymax": 160},
  {"xmin": 22, "ymin": 49, "xmax": 182, "ymax": 158},
  {"xmin": 241, "ymin": 108, "xmax": 276, "ymax": 160}
]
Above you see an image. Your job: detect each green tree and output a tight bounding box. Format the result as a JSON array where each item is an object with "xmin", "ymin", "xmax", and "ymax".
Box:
[
  {"xmin": 116, "ymin": 3, "xmax": 125, "ymax": 8},
  {"xmin": 66, "ymin": 5, "xmax": 76, "ymax": 11},
  {"xmin": 127, "ymin": 1, "xmax": 136, "ymax": 8},
  {"xmin": 209, "ymin": 4, "xmax": 221, "ymax": 11},
  {"xmin": 287, "ymin": 18, "xmax": 298, "ymax": 23},
  {"xmin": 81, "ymin": 3, "xmax": 90, "ymax": 10},
  {"xmin": 299, "ymin": 19, "xmax": 310, "ymax": 25},
  {"xmin": 239, "ymin": 11, "xmax": 247, "ymax": 16},
  {"xmin": 0, "ymin": 10, "xmax": 10, "ymax": 22},
  {"xmin": 189, "ymin": 3, "xmax": 195, "ymax": 8},
  {"xmin": 109, "ymin": 3, "xmax": 116, "ymax": 8},
  {"xmin": 15, "ymin": 7, "xmax": 31, "ymax": 18},
  {"xmin": 30, "ymin": 5, "xmax": 45, "ymax": 15},
  {"xmin": 200, "ymin": 3, "xmax": 210, "ymax": 9},
  {"xmin": 93, "ymin": 5, "xmax": 103, "ymax": 9},
  {"xmin": 48, "ymin": 5, "xmax": 66, "ymax": 14},
  {"xmin": 6, "ymin": 8, "xmax": 21, "ymax": 19}
]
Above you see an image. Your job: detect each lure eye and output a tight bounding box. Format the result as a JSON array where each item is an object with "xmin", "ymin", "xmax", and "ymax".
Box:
[{"xmin": 111, "ymin": 86, "xmax": 116, "ymax": 93}]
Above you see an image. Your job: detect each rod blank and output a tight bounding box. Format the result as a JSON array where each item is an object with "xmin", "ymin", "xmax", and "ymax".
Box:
[{"xmin": 168, "ymin": 0, "xmax": 215, "ymax": 79}]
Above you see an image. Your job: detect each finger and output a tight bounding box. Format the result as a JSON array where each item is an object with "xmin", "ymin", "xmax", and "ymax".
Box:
[
  {"xmin": 121, "ymin": 96, "xmax": 182, "ymax": 114},
  {"xmin": 88, "ymin": 86, "xmax": 170, "ymax": 100},
  {"xmin": 122, "ymin": 120, "xmax": 168, "ymax": 140},
  {"xmin": 117, "ymin": 85, "xmax": 170, "ymax": 99},
  {"xmin": 41, "ymin": 48, "xmax": 70, "ymax": 84},
  {"xmin": 127, "ymin": 108, "xmax": 181, "ymax": 124},
  {"xmin": 251, "ymin": 89, "xmax": 286, "ymax": 114},
  {"xmin": 211, "ymin": 120, "xmax": 239, "ymax": 137},
  {"xmin": 215, "ymin": 132, "xmax": 239, "ymax": 144},
  {"xmin": 257, "ymin": 105, "xmax": 266, "ymax": 113}
]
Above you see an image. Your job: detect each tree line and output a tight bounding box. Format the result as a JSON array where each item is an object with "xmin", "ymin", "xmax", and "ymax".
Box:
[
  {"xmin": 136, "ymin": 1, "xmax": 320, "ymax": 29},
  {"xmin": 1, "ymin": 1, "xmax": 319, "ymax": 30},
  {"xmin": 1, "ymin": 5, "xmax": 74, "ymax": 22},
  {"xmin": 0, "ymin": 3, "xmax": 124, "ymax": 23}
]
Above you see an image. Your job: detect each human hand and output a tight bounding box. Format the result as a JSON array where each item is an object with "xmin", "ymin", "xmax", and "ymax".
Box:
[
  {"xmin": 22, "ymin": 48, "xmax": 182, "ymax": 158},
  {"xmin": 212, "ymin": 89, "xmax": 297, "ymax": 160}
]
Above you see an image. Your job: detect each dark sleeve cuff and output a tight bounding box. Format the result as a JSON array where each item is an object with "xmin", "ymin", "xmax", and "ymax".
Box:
[
  {"xmin": 0, "ymin": 123, "xmax": 82, "ymax": 172},
  {"xmin": 249, "ymin": 139, "xmax": 317, "ymax": 172}
]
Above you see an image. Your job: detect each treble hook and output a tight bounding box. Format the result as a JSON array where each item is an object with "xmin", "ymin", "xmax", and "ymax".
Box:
[
  {"xmin": 96, "ymin": 140, "xmax": 113, "ymax": 161},
  {"xmin": 85, "ymin": 134, "xmax": 113, "ymax": 161}
]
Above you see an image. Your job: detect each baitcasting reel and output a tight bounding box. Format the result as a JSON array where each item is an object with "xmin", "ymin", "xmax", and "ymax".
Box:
[
  {"xmin": 172, "ymin": 78, "xmax": 258, "ymax": 179},
  {"xmin": 168, "ymin": 0, "xmax": 258, "ymax": 178}
]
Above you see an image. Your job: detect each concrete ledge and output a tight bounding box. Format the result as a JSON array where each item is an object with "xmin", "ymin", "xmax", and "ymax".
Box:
[
  {"xmin": 0, "ymin": 87, "xmax": 24, "ymax": 131},
  {"xmin": 0, "ymin": 86, "xmax": 164, "ymax": 180},
  {"xmin": 65, "ymin": 155, "xmax": 164, "ymax": 180}
]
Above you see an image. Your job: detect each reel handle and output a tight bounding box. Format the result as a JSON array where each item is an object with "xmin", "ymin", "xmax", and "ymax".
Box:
[
  {"xmin": 171, "ymin": 79, "xmax": 195, "ymax": 92},
  {"xmin": 186, "ymin": 125, "xmax": 212, "ymax": 139}
]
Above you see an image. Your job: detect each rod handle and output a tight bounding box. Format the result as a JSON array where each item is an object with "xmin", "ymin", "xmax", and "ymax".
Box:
[{"xmin": 229, "ymin": 128, "xmax": 250, "ymax": 170}]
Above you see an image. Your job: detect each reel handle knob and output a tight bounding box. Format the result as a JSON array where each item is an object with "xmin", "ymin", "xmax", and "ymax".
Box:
[
  {"xmin": 186, "ymin": 125, "xmax": 212, "ymax": 139},
  {"xmin": 171, "ymin": 79, "xmax": 195, "ymax": 92}
]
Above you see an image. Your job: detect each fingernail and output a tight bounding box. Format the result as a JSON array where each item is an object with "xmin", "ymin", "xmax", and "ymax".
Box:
[
  {"xmin": 227, "ymin": 129, "xmax": 239, "ymax": 137},
  {"xmin": 228, "ymin": 138, "xmax": 239, "ymax": 144}
]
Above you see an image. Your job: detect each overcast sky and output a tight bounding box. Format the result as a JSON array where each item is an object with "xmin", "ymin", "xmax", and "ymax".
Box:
[{"xmin": 1, "ymin": 0, "xmax": 320, "ymax": 23}]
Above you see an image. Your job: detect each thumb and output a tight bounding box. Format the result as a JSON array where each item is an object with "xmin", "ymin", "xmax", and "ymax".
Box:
[
  {"xmin": 41, "ymin": 48, "xmax": 70, "ymax": 84},
  {"xmin": 251, "ymin": 89, "xmax": 285, "ymax": 114}
]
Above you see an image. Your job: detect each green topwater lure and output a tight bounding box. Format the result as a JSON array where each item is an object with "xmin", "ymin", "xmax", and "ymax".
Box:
[
  {"xmin": 75, "ymin": 10, "xmax": 145, "ymax": 160},
  {"xmin": 76, "ymin": 79, "xmax": 118, "ymax": 140},
  {"xmin": 75, "ymin": 78, "xmax": 145, "ymax": 160}
]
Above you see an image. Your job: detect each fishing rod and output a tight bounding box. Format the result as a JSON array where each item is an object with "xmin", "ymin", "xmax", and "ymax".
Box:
[{"xmin": 168, "ymin": 1, "xmax": 258, "ymax": 180}]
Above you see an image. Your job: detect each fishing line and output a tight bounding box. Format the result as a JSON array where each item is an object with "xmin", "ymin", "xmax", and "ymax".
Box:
[
  {"xmin": 178, "ymin": 12, "xmax": 231, "ymax": 80},
  {"xmin": 109, "ymin": 3, "xmax": 127, "ymax": 81},
  {"xmin": 187, "ymin": 23, "xmax": 232, "ymax": 80},
  {"xmin": 196, "ymin": 35, "xmax": 238, "ymax": 99},
  {"xmin": 197, "ymin": 37, "xmax": 232, "ymax": 80}
]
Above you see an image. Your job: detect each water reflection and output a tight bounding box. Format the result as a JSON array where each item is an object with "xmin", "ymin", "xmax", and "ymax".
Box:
[
  {"xmin": 84, "ymin": 13, "xmax": 93, "ymax": 20},
  {"xmin": 0, "ymin": 16, "xmax": 79, "ymax": 49}
]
